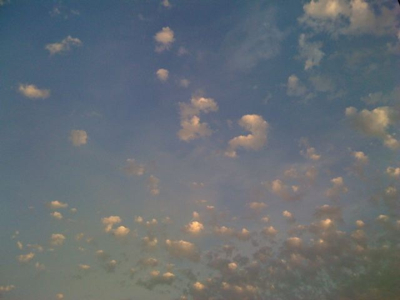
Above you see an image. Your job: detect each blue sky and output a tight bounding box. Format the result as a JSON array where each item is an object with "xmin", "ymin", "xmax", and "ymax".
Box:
[{"xmin": 1, "ymin": 1, "xmax": 400, "ymax": 299}]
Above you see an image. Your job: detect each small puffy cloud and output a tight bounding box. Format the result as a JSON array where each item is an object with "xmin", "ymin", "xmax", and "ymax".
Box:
[
  {"xmin": 45, "ymin": 35, "xmax": 82, "ymax": 55},
  {"xmin": 50, "ymin": 233, "xmax": 66, "ymax": 246},
  {"xmin": 17, "ymin": 241, "xmax": 23, "ymax": 250},
  {"xmin": 285, "ymin": 236, "xmax": 303, "ymax": 249},
  {"xmin": 266, "ymin": 179, "xmax": 303, "ymax": 201},
  {"xmin": 18, "ymin": 84, "xmax": 50, "ymax": 99},
  {"xmin": 356, "ymin": 220, "xmax": 365, "ymax": 228},
  {"xmin": 262, "ymin": 226, "xmax": 278, "ymax": 238},
  {"xmin": 35, "ymin": 262, "xmax": 46, "ymax": 271},
  {"xmin": 300, "ymin": 0, "xmax": 398, "ymax": 36},
  {"xmin": 301, "ymin": 146, "xmax": 321, "ymax": 161},
  {"xmin": 138, "ymin": 271, "xmax": 175, "ymax": 289},
  {"xmin": 0, "ymin": 285, "xmax": 15, "ymax": 292},
  {"xmin": 314, "ymin": 204, "xmax": 342, "ymax": 220},
  {"xmin": 249, "ymin": 202, "xmax": 267, "ymax": 210},
  {"xmin": 17, "ymin": 252, "xmax": 35, "ymax": 263},
  {"xmin": 326, "ymin": 176, "xmax": 348, "ymax": 199},
  {"xmin": 142, "ymin": 236, "xmax": 158, "ymax": 250},
  {"xmin": 192, "ymin": 281, "xmax": 206, "ymax": 292},
  {"xmin": 124, "ymin": 159, "xmax": 145, "ymax": 176},
  {"xmin": 287, "ymin": 74, "xmax": 307, "ymax": 97},
  {"xmin": 154, "ymin": 27, "xmax": 175, "ymax": 52},
  {"xmin": 78, "ymin": 264, "xmax": 91, "ymax": 270},
  {"xmin": 298, "ymin": 33, "xmax": 324, "ymax": 70},
  {"xmin": 113, "ymin": 226, "xmax": 130, "ymax": 237},
  {"xmin": 179, "ymin": 79, "xmax": 190, "ymax": 88},
  {"xmin": 352, "ymin": 151, "xmax": 368, "ymax": 164},
  {"xmin": 283, "ymin": 210, "xmax": 295, "ymax": 222},
  {"xmin": 56, "ymin": 293, "xmax": 64, "ymax": 300},
  {"xmin": 105, "ymin": 260, "xmax": 117, "ymax": 273},
  {"xmin": 178, "ymin": 96, "xmax": 218, "ymax": 141},
  {"xmin": 225, "ymin": 114, "xmax": 269, "ymax": 157},
  {"xmin": 69, "ymin": 130, "xmax": 88, "ymax": 146},
  {"xmin": 48, "ymin": 200, "xmax": 68, "ymax": 209},
  {"xmin": 161, "ymin": 0, "xmax": 171, "ymax": 8},
  {"xmin": 165, "ymin": 239, "xmax": 200, "ymax": 261},
  {"xmin": 50, "ymin": 211, "xmax": 63, "ymax": 220},
  {"xmin": 102, "ymin": 215, "xmax": 122, "ymax": 233},
  {"xmin": 148, "ymin": 175, "xmax": 160, "ymax": 196},
  {"xmin": 156, "ymin": 68, "xmax": 169, "ymax": 81},
  {"xmin": 184, "ymin": 221, "xmax": 204, "ymax": 235},
  {"xmin": 386, "ymin": 166, "xmax": 400, "ymax": 178},
  {"xmin": 345, "ymin": 106, "xmax": 399, "ymax": 149}
]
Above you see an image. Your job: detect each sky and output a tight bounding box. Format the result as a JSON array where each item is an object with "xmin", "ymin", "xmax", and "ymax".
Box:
[{"xmin": 0, "ymin": 0, "xmax": 399, "ymax": 299}]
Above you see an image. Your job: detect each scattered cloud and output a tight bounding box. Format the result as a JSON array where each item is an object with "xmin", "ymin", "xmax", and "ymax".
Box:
[
  {"xmin": 178, "ymin": 96, "xmax": 218, "ymax": 141},
  {"xmin": 45, "ymin": 36, "xmax": 82, "ymax": 55},
  {"xmin": 69, "ymin": 130, "xmax": 88, "ymax": 147},
  {"xmin": 148, "ymin": 175, "xmax": 160, "ymax": 196},
  {"xmin": 298, "ymin": 33, "xmax": 325, "ymax": 70},
  {"xmin": 156, "ymin": 68, "xmax": 169, "ymax": 81},
  {"xmin": 287, "ymin": 75, "xmax": 307, "ymax": 97},
  {"xmin": 18, "ymin": 84, "xmax": 50, "ymax": 99},
  {"xmin": 225, "ymin": 114, "xmax": 268, "ymax": 157},
  {"xmin": 50, "ymin": 233, "xmax": 66, "ymax": 246},
  {"xmin": 345, "ymin": 106, "xmax": 400, "ymax": 150},
  {"xmin": 300, "ymin": 0, "xmax": 399, "ymax": 36},
  {"xmin": 124, "ymin": 159, "xmax": 145, "ymax": 176},
  {"xmin": 154, "ymin": 27, "xmax": 175, "ymax": 52},
  {"xmin": 48, "ymin": 200, "xmax": 68, "ymax": 209}
]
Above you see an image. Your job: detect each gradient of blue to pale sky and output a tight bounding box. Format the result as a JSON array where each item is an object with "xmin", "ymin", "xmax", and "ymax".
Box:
[{"xmin": 1, "ymin": 1, "xmax": 400, "ymax": 299}]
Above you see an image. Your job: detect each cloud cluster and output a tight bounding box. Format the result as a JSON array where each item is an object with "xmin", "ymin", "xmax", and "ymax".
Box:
[
  {"xmin": 225, "ymin": 114, "xmax": 269, "ymax": 157},
  {"xmin": 345, "ymin": 106, "xmax": 399, "ymax": 150},
  {"xmin": 45, "ymin": 36, "xmax": 82, "ymax": 55},
  {"xmin": 300, "ymin": 0, "xmax": 398, "ymax": 36},
  {"xmin": 178, "ymin": 96, "xmax": 218, "ymax": 141}
]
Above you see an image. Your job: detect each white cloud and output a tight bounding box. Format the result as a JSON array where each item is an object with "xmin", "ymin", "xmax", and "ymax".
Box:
[
  {"xmin": 78, "ymin": 264, "xmax": 90, "ymax": 270},
  {"xmin": 298, "ymin": 34, "xmax": 325, "ymax": 70},
  {"xmin": 154, "ymin": 27, "xmax": 175, "ymax": 52},
  {"xmin": 48, "ymin": 200, "xmax": 68, "ymax": 209},
  {"xmin": 156, "ymin": 68, "xmax": 169, "ymax": 81},
  {"xmin": 124, "ymin": 159, "xmax": 145, "ymax": 176},
  {"xmin": 249, "ymin": 202, "xmax": 267, "ymax": 210},
  {"xmin": 113, "ymin": 226, "xmax": 130, "ymax": 237},
  {"xmin": 326, "ymin": 176, "xmax": 348, "ymax": 199},
  {"xmin": 300, "ymin": 0, "xmax": 398, "ymax": 36},
  {"xmin": 102, "ymin": 215, "xmax": 122, "ymax": 233},
  {"xmin": 287, "ymin": 75, "xmax": 307, "ymax": 97},
  {"xmin": 17, "ymin": 252, "xmax": 35, "ymax": 263},
  {"xmin": 179, "ymin": 78, "xmax": 190, "ymax": 88},
  {"xmin": 345, "ymin": 106, "xmax": 399, "ymax": 150},
  {"xmin": 386, "ymin": 166, "xmax": 400, "ymax": 178},
  {"xmin": 56, "ymin": 293, "xmax": 64, "ymax": 300},
  {"xmin": 178, "ymin": 96, "xmax": 218, "ymax": 141},
  {"xmin": 265, "ymin": 179, "xmax": 303, "ymax": 201},
  {"xmin": 352, "ymin": 151, "xmax": 368, "ymax": 164},
  {"xmin": 301, "ymin": 146, "xmax": 321, "ymax": 161},
  {"xmin": 18, "ymin": 84, "xmax": 50, "ymax": 99},
  {"xmin": 50, "ymin": 211, "xmax": 63, "ymax": 220},
  {"xmin": 69, "ymin": 130, "xmax": 88, "ymax": 146},
  {"xmin": 45, "ymin": 35, "xmax": 82, "ymax": 55},
  {"xmin": 161, "ymin": 0, "xmax": 171, "ymax": 8},
  {"xmin": 148, "ymin": 175, "xmax": 160, "ymax": 196},
  {"xmin": 225, "ymin": 114, "xmax": 269, "ymax": 157},
  {"xmin": 0, "ymin": 285, "xmax": 15, "ymax": 292},
  {"xmin": 184, "ymin": 221, "xmax": 204, "ymax": 235},
  {"xmin": 165, "ymin": 239, "xmax": 200, "ymax": 261},
  {"xmin": 50, "ymin": 233, "xmax": 66, "ymax": 246}
]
